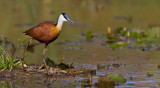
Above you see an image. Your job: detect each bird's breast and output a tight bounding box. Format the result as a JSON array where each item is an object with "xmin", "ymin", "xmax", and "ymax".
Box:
[{"xmin": 49, "ymin": 26, "xmax": 61, "ymax": 38}]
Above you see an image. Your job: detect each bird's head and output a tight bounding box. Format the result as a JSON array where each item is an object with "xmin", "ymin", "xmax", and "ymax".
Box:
[{"xmin": 59, "ymin": 13, "xmax": 73, "ymax": 23}]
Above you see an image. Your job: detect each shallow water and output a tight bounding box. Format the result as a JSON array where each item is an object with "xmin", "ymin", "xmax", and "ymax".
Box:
[{"xmin": 0, "ymin": 0, "xmax": 160, "ymax": 88}]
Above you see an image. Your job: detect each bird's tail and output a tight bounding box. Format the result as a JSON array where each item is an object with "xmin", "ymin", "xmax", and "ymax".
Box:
[{"xmin": 23, "ymin": 31, "xmax": 28, "ymax": 35}]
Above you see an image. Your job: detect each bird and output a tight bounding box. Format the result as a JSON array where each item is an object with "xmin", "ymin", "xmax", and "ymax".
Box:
[{"xmin": 22, "ymin": 13, "xmax": 73, "ymax": 75}]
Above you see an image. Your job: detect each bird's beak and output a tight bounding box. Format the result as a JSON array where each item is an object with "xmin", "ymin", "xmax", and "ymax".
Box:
[
  {"xmin": 67, "ymin": 18, "xmax": 74, "ymax": 23},
  {"xmin": 64, "ymin": 14, "xmax": 74, "ymax": 23}
]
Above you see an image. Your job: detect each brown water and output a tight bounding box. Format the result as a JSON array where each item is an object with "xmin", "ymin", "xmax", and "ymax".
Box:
[{"xmin": 0, "ymin": 0, "xmax": 160, "ymax": 87}]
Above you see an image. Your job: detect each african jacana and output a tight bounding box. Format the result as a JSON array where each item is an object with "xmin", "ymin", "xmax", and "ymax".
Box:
[{"xmin": 22, "ymin": 13, "xmax": 73, "ymax": 75}]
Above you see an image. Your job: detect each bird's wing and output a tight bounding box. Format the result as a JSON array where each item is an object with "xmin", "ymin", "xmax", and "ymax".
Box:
[{"xmin": 24, "ymin": 22, "xmax": 56, "ymax": 40}]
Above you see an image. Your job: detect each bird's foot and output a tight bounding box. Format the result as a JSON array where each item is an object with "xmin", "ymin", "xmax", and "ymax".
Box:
[
  {"xmin": 45, "ymin": 66, "xmax": 49, "ymax": 76},
  {"xmin": 38, "ymin": 64, "xmax": 50, "ymax": 75}
]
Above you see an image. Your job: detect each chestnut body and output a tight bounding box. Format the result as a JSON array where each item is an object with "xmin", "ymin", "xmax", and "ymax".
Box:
[{"xmin": 24, "ymin": 21, "xmax": 60, "ymax": 45}]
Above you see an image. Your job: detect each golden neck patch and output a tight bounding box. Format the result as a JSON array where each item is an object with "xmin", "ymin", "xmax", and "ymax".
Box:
[{"xmin": 50, "ymin": 26, "xmax": 60, "ymax": 35}]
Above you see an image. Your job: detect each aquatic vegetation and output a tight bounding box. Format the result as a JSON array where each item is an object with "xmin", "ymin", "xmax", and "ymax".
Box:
[
  {"xmin": 45, "ymin": 57, "xmax": 57, "ymax": 68},
  {"xmin": 141, "ymin": 27, "xmax": 160, "ymax": 43},
  {"xmin": 83, "ymin": 27, "xmax": 154, "ymax": 50},
  {"xmin": 44, "ymin": 57, "xmax": 74, "ymax": 70},
  {"xmin": 105, "ymin": 27, "xmax": 160, "ymax": 49},
  {"xmin": 121, "ymin": 30, "xmax": 142, "ymax": 38},
  {"xmin": 0, "ymin": 46, "xmax": 20, "ymax": 72},
  {"xmin": 107, "ymin": 42, "xmax": 128, "ymax": 50},
  {"xmin": 129, "ymin": 32, "xmax": 142, "ymax": 38},
  {"xmin": 0, "ymin": 82, "xmax": 13, "ymax": 88},
  {"xmin": 106, "ymin": 35, "xmax": 118, "ymax": 43},
  {"xmin": 58, "ymin": 63, "xmax": 72, "ymax": 70},
  {"xmin": 107, "ymin": 74, "xmax": 126, "ymax": 85}
]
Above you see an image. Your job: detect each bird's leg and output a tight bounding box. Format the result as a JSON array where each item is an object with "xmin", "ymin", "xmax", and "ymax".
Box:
[
  {"xmin": 42, "ymin": 45, "xmax": 49, "ymax": 75},
  {"xmin": 21, "ymin": 38, "xmax": 32, "ymax": 69}
]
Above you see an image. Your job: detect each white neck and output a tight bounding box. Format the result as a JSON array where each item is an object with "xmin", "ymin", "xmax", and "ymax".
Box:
[
  {"xmin": 56, "ymin": 19, "xmax": 64, "ymax": 31},
  {"xmin": 56, "ymin": 14, "xmax": 67, "ymax": 31}
]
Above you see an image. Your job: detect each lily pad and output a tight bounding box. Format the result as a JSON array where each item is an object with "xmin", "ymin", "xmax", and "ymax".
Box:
[
  {"xmin": 58, "ymin": 63, "xmax": 69, "ymax": 70},
  {"xmin": 46, "ymin": 57, "xmax": 57, "ymax": 68}
]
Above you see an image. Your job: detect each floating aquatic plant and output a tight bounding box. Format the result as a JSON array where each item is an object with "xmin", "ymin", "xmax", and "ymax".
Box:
[
  {"xmin": 107, "ymin": 42, "xmax": 127, "ymax": 50},
  {"xmin": 105, "ymin": 26, "xmax": 160, "ymax": 49},
  {"xmin": 141, "ymin": 27, "xmax": 160, "ymax": 43}
]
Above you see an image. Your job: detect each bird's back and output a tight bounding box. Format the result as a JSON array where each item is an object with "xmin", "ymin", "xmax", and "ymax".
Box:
[{"xmin": 24, "ymin": 21, "xmax": 60, "ymax": 45}]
